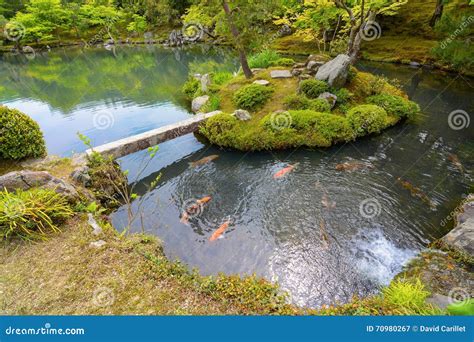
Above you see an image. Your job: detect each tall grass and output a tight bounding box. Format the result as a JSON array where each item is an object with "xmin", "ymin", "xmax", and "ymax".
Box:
[{"xmin": 0, "ymin": 188, "xmax": 73, "ymax": 240}]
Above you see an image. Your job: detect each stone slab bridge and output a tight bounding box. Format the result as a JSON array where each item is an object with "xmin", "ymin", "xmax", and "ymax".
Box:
[{"xmin": 84, "ymin": 111, "xmax": 220, "ymax": 160}]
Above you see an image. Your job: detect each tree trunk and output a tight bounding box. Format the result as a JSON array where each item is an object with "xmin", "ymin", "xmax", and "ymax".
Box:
[
  {"xmin": 429, "ymin": 0, "xmax": 444, "ymax": 27},
  {"xmin": 222, "ymin": 0, "xmax": 253, "ymax": 79}
]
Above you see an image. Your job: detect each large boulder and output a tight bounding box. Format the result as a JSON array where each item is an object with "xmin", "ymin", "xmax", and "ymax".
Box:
[
  {"xmin": 442, "ymin": 195, "xmax": 474, "ymax": 256},
  {"xmin": 315, "ymin": 54, "xmax": 351, "ymax": 88},
  {"xmin": 191, "ymin": 95, "xmax": 210, "ymax": 113},
  {"xmin": 0, "ymin": 170, "xmax": 80, "ymax": 202}
]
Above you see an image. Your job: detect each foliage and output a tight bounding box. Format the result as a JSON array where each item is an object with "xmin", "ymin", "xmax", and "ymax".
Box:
[
  {"xmin": 299, "ymin": 79, "xmax": 329, "ymax": 98},
  {"xmin": 346, "ymin": 104, "xmax": 388, "ymax": 136},
  {"xmin": 0, "ymin": 105, "xmax": 46, "ymax": 160},
  {"xmin": 248, "ymin": 50, "xmax": 295, "ymax": 69},
  {"xmin": 284, "ymin": 94, "xmax": 311, "ymax": 110},
  {"xmin": 367, "ymin": 94, "xmax": 420, "ymax": 119},
  {"xmin": 447, "ymin": 299, "xmax": 474, "ymax": 316},
  {"xmin": 127, "ymin": 14, "xmax": 147, "ymax": 34},
  {"xmin": 0, "ymin": 188, "xmax": 73, "ymax": 240},
  {"xmin": 212, "ymin": 71, "xmax": 233, "ymax": 86},
  {"xmin": 233, "ymin": 84, "xmax": 274, "ymax": 111},
  {"xmin": 201, "ymin": 93, "xmax": 221, "ymax": 112},
  {"xmin": 333, "ymin": 87, "xmax": 352, "ymax": 105},
  {"xmin": 382, "ymin": 278, "xmax": 432, "ymax": 314},
  {"xmin": 182, "ymin": 77, "xmax": 200, "ymax": 99}
]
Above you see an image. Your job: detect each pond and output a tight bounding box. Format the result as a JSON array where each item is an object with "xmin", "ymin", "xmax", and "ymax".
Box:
[{"xmin": 1, "ymin": 45, "xmax": 472, "ymax": 308}]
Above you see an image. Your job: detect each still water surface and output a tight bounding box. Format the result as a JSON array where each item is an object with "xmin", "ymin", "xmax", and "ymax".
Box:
[{"xmin": 1, "ymin": 46, "xmax": 472, "ymax": 307}]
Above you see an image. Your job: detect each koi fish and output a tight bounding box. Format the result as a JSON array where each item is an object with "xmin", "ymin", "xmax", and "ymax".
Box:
[
  {"xmin": 180, "ymin": 196, "xmax": 212, "ymax": 224},
  {"xmin": 319, "ymin": 219, "xmax": 330, "ymax": 249},
  {"xmin": 335, "ymin": 161, "xmax": 374, "ymax": 172},
  {"xmin": 189, "ymin": 155, "xmax": 219, "ymax": 168},
  {"xmin": 397, "ymin": 178, "xmax": 436, "ymax": 209},
  {"xmin": 448, "ymin": 154, "xmax": 464, "ymax": 174},
  {"xmin": 209, "ymin": 220, "xmax": 231, "ymax": 241},
  {"xmin": 321, "ymin": 193, "xmax": 336, "ymax": 210},
  {"xmin": 273, "ymin": 163, "xmax": 298, "ymax": 179}
]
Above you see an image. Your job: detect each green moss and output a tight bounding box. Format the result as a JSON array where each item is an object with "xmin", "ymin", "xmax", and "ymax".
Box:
[
  {"xmin": 0, "ymin": 105, "xmax": 47, "ymax": 160},
  {"xmin": 248, "ymin": 50, "xmax": 294, "ymax": 69},
  {"xmin": 299, "ymin": 79, "xmax": 329, "ymax": 99},
  {"xmin": 347, "ymin": 104, "xmax": 388, "ymax": 137},
  {"xmin": 284, "ymin": 94, "xmax": 331, "ymax": 112},
  {"xmin": 233, "ymin": 84, "xmax": 274, "ymax": 111},
  {"xmin": 367, "ymin": 94, "xmax": 420, "ymax": 119}
]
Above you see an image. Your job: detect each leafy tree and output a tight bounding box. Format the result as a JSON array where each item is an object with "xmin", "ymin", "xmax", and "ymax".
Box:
[{"xmin": 183, "ymin": 0, "xmax": 283, "ymax": 79}]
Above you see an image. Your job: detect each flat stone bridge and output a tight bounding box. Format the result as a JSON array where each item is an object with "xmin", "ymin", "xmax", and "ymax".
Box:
[{"xmin": 85, "ymin": 111, "xmax": 220, "ymax": 160}]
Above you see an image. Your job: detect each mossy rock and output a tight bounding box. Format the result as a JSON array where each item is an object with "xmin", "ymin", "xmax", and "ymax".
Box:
[
  {"xmin": 0, "ymin": 105, "xmax": 46, "ymax": 160},
  {"xmin": 346, "ymin": 104, "xmax": 388, "ymax": 137},
  {"xmin": 367, "ymin": 93, "xmax": 420, "ymax": 119}
]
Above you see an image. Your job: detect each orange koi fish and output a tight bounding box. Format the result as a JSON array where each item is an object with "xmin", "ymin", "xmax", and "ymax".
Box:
[
  {"xmin": 189, "ymin": 155, "xmax": 219, "ymax": 168},
  {"xmin": 180, "ymin": 196, "xmax": 212, "ymax": 224},
  {"xmin": 447, "ymin": 154, "xmax": 464, "ymax": 174},
  {"xmin": 273, "ymin": 163, "xmax": 298, "ymax": 179},
  {"xmin": 209, "ymin": 220, "xmax": 231, "ymax": 241},
  {"xmin": 321, "ymin": 193, "xmax": 336, "ymax": 210},
  {"xmin": 397, "ymin": 177, "xmax": 436, "ymax": 209}
]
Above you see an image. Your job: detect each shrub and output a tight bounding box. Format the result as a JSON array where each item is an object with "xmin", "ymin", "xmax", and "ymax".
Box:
[
  {"xmin": 269, "ymin": 57, "xmax": 295, "ymax": 67},
  {"xmin": 212, "ymin": 71, "xmax": 233, "ymax": 86},
  {"xmin": 308, "ymin": 99, "xmax": 331, "ymax": 112},
  {"xmin": 0, "ymin": 188, "xmax": 73, "ymax": 240},
  {"xmin": 299, "ymin": 79, "xmax": 329, "ymax": 98},
  {"xmin": 333, "ymin": 88, "xmax": 353, "ymax": 105},
  {"xmin": 0, "ymin": 106, "xmax": 46, "ymax": 160},
  {"xmin": 346, "ymin": 104, "xmax": 388, "ymax": 136},
  {"xmin": 233, "ymin": 84, "xmax": 273, "ymax": 111},
  {"xmin": 248, "ymin": 49, "xmax": 281, "ymax": 69},
  {"xmin": 367, "ymin": 94, "xmax": 420, "ymax": 119},
  {"xmin": 182, "ymin": 77, "xmax": 200, "ymax": 99},
  {"xmin": 199, "ymin": 113, "xmax": 239, "ymax": 147}
]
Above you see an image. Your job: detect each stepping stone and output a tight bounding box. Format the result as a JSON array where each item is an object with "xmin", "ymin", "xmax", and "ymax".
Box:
[
  {"xmin": 253, "ymin": 79, "xmax": 270, "ymax": 86},
  {"xmin": 270, "ymin": 70, "xmax": 292, "ymax": 79}
]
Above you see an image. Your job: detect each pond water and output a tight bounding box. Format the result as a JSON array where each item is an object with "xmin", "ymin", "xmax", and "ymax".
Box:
[{"xmin": 1, "ymin": 46, "xmax": 472, "ymax": 308}]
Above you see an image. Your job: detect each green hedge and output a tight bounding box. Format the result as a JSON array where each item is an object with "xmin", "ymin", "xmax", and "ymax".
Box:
[{"xmin": 0, "ymin": 106, "xmax": 46, "ymax": 160}]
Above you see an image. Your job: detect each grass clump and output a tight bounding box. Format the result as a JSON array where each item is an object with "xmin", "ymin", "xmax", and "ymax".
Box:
[
  {"xmin": 0, "ymin": 188, "xmax": 73, "ymax": 240},
  {"xmin": 347, "ymin": 104, "xmax": 388, "ymax": 137},
  {"xmin": 182, "ymin": 77, "xmax": 200, "ymax": 99},
  {"xmin": 248, "ymin": 50, "xmax": 295, "ymax": 69},
  {"xmin": 0, "ymin": 105, "xmax": 47, "ymax": 160},
  {"xmin": 382, "ymin": 278, "xmax": 431, "ymax": 313},
  {"xmin": 299, "ymin": 79, "xmax": 329, "ymax": 99},
  {"xmin": 367, "ymin": 94, "xmax": 420, "ymax": 119},
  {"xmin": 233, "ymin": 84, "xmax": 274, "ymax": 111},
  {"xmin": 212, "ymin": 71, "xmax": 234, "ymax": 86}
]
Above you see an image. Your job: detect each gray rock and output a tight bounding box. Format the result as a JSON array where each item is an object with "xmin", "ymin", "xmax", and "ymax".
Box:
[
  {"xmin": 88, "ymin": 213, "xmax": 103, "ymax": 236},
  {"xmin": 90, "ymin": 240, "xmax": 107, "ymax": 248},
  {"xmin": 307, "ymin": 60, "xmax": 322, "ymax": 71},
  {"xmin": 291, "ymin": 68, "xmax": 305, "ymax": 77},
  {"xmin": 442, "ymin": 195, "xmax": 474, "ymax": 256},
  {"xmin": 191, "ymin": 95, "xmax": 210, "ymax": 113},
  {"xmin": 270, "ymin": 70, "xmax": 292, "ymax": 79},
  {"xmin": 233, "ymin": 109, "xmax": 252, "ymax": 121},
  {"xmin": 0, "ymin": 170, "xmax": 80, "ymax": 202},
  {"xmin": 71, "ymin": 166, "xmax": 91, "ymax": 187},
  {"xmin": 315, "ymin": 54, "xmax": 351, "ymax": 88},
  {"xmin": 298, "ymin": 74, "xmax": 312, "ymax": 81},
  {"xmin": 293, "ymin": 62, "xmax": 306, "ymax": 69},
  {"xmin": 201, "ymin": 73, "xmax": 211, "ymax": 93},
  {"xmin": 409, "ymin": 61, "xmax": 422, "ymax": 67},
  {"xmin": 306, "ymin": 54, "xmax": 327, "ymax": 64},
  {"xmin": 317, "ymin": 92, "xmax": 338, "ymax": 109},
  {"xmin": 426, "ymin": 293, "xmax": 452, "ymax": 309},
  {"xmin": 253, "ymin": 80, "xmax": 270, "ymax": 86},
  {"xmin": 251, "ymin": 68, "xmax": 264, "ymax": 73}
]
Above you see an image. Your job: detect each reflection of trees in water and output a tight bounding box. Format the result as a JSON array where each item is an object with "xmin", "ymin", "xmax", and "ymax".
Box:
[{"xmin": 0, "ymin": 45, "xmax": 238, "ymax": 113}]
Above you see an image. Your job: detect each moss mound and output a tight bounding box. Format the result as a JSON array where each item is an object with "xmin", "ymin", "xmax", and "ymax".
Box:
[
  {"xmin": 197, "ymin": 65, "xmax": 418, "ymax": 151},
  {"xmin": 0, "ymin": 106, "xmax": 47, "ymax": 160}
]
